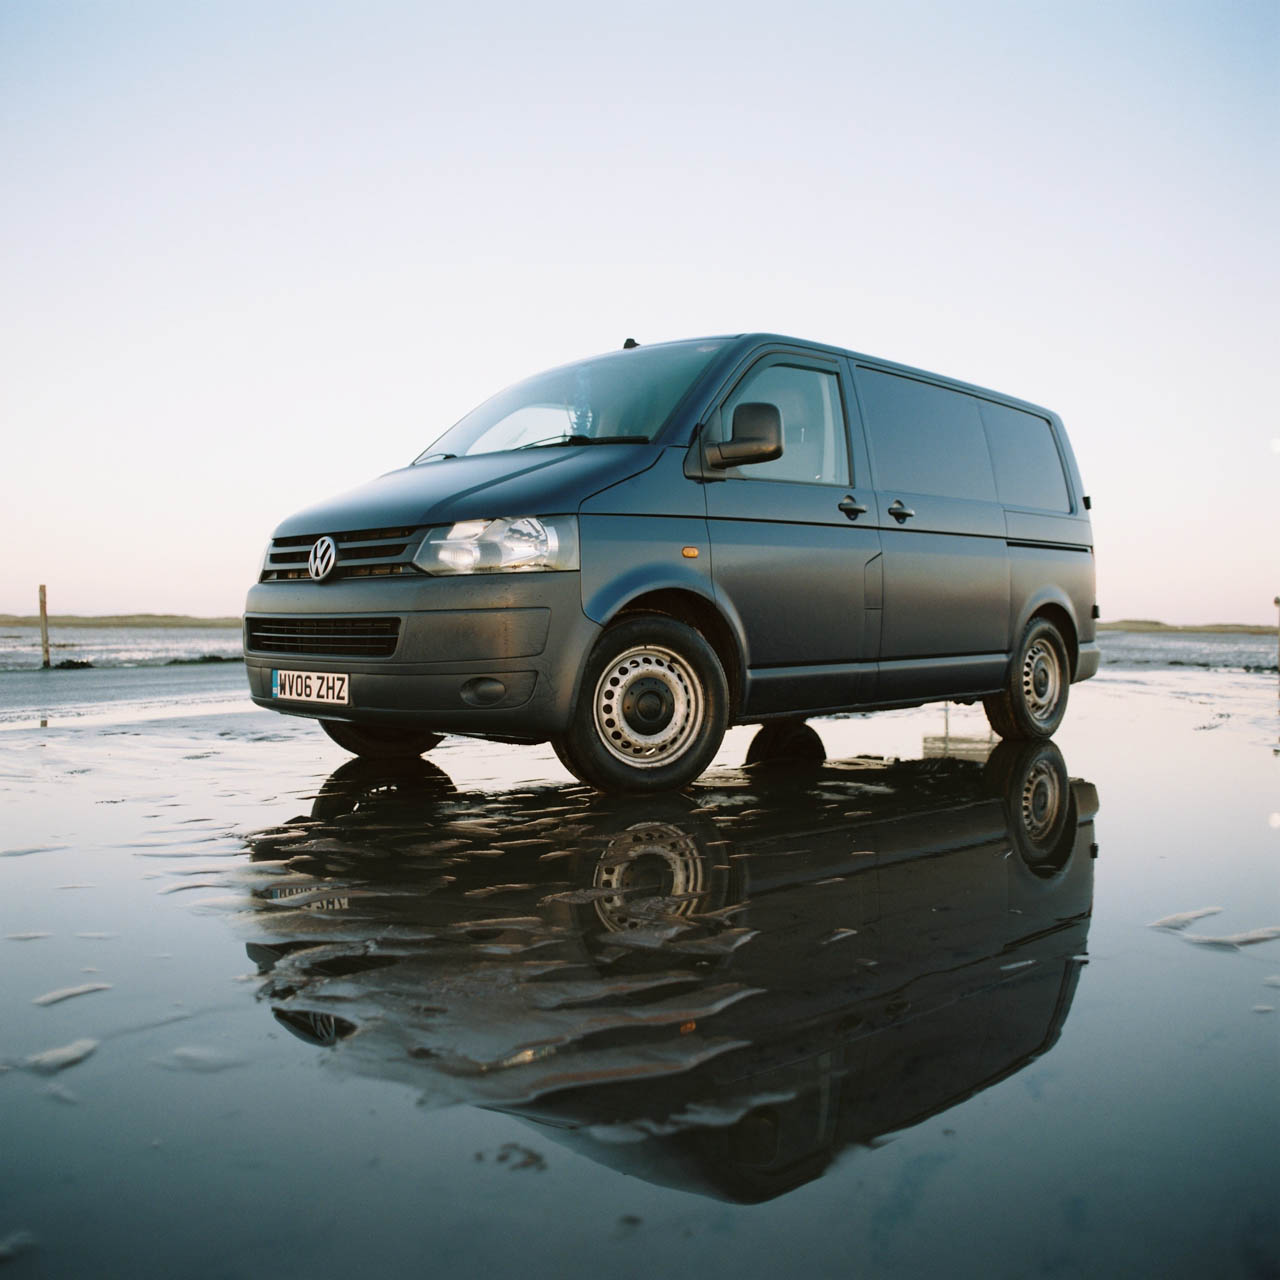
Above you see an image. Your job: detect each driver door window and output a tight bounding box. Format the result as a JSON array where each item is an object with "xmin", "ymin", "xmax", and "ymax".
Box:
[{"xmin": 718, "ymin": 364, "xmax": 849, "ymax": 485}]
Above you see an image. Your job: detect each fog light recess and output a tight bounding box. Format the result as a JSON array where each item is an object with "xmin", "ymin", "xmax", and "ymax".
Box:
[{"xmin": 460, "ymin": 677, "xmax": 508, "ymax": 707}]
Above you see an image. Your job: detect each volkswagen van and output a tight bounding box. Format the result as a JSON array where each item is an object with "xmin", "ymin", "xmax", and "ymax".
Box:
[{"xmin": 243, "ymin": 334, "xmax": 1098, "ymax": 791}]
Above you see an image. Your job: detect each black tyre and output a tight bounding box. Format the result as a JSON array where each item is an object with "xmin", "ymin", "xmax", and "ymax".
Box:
[
  {"xmin": 552, "ymin": 614, "xmax": 729, "ymax": 793},
  {"xmin": 984, "ymin": 739, "xmax": 1075, "ymax": 874},
  {"xmin": 983, "ymin": 618, "xmax": 1070, "ymax": 740},
  {"xmin": 309, "ymin": 756, "xmax": 456, "ymax": 820},
  {"xmin": 744, "ymin": 719, "xmax": 827, "ymax": 769},
  {"xmin": 320, "ymin": 720, "xmax": 443, "ymax": 760}
]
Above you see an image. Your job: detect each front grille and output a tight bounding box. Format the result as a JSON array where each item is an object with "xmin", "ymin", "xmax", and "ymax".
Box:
[
  {"xmin": 246, "ymin": 616, "xmax": 401, "ymax": 658},
  {"xmin": 260, "ymin": 526, "xmax": 421, "ymax": 582}
]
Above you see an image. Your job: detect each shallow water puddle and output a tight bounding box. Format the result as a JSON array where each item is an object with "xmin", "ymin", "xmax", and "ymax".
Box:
[{"xmin": 1, "ymin": 673, "xmax": 1277, "ymax": 1277}]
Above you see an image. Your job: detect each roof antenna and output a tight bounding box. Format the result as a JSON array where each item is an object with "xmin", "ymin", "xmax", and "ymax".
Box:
[{"xmin": 622, "ymin": 337, "xmax": 640, "ymax": 349}]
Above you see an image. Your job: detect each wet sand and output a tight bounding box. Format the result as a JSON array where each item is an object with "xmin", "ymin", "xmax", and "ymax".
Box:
[
  {"xmin": 1, "ymin": 668, "xmax": 1276, "ymax": 1277},
  {"xmin": 0, "ymin": 662, "xmax": 247, "ymax": 726}
]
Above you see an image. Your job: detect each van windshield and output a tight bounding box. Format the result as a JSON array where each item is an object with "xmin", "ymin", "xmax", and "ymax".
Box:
[{"xmin": 414, "ymin": 340, "xmax": 726, "ymax": 462}]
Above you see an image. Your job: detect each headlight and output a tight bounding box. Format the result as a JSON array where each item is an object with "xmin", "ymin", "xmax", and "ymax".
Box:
[{"xmin": 412, "ymin": 515, "xmax": 580, "ymax": 575}]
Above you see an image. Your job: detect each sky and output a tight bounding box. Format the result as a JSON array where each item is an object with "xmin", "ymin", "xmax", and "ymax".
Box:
[{"xmin": 2, "ymin": 0, "xmax": 1277, "ymax": 624}]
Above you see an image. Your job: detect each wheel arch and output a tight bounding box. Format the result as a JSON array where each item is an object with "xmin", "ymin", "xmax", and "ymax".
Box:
[
  {"xmin": 1014, "ymin": 593, "xmax": 1080, "ymax": 679},
  {"xmin": 608, "ymin": 588, "xmax": 745, "ymax": 721}
]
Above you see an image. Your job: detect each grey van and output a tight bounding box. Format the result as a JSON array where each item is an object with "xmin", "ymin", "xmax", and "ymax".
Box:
[{"xmin": 244, "ymin": 334, "xmax": 1098, "ymax": 791}]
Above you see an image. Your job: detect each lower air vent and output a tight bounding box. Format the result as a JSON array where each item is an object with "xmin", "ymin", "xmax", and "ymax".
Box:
[{"xmin": 247, "ymin": 616, "xmax": 401, "ymax": 658}]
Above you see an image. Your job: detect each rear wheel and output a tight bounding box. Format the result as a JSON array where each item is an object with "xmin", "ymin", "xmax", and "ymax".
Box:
[
  {"xmin": 320, "ymin": 720, "xmax": 443, "ymax": 760},
  {"xmin": 744, "ymin": 719, "xmax": 827, "ymax": 769},
  {"xmin": 552, "ymin": 614, "xmax": 728, "ymax": 793},
  {"xmin": 984, "ymin": 618, "xmax": 1070, "ymax": 740},
  {"xmin": 984, "ymin": 739, "xmax": 1074, "ymax": 872}
]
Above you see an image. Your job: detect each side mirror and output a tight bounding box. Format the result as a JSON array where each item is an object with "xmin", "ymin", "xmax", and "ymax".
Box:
[{"xmin": 706, "ymin": 402, "xmax": 783, "ymax": 470}]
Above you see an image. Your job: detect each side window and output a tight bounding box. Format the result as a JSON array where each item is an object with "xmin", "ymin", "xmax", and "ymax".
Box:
[
  {"xmin": 718, "ymin": 363, "xmax": 850, "ymax": 485},
  {"xmin": 856, "ymin": 368, "xmax": 997, "ymax": 501},
  {"xmin": 978, "ymin": 401, "xmax": 1071, "ymax": 511}
]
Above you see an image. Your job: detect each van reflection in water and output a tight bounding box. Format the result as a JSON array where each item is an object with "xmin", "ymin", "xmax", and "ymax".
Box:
[{"xmin": 242, "ymin": 732, "xmax": 1097, "ymax": 1203}]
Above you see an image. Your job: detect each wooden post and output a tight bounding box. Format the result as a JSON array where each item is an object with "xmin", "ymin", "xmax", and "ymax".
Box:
[
  {"xmin": 1274, "ymin": 596, "xmax": 1279, "ymax": 701},
  {"xmin": 39, "ymin": 584, "xmax": 50, "ymax": 669}
]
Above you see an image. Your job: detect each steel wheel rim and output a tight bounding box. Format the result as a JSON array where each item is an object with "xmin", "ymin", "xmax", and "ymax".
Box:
[
  {"xmin": 1019, "ymin": 759, "xmax": 1063, "ymax": 844},
  {"xmin": 1021, "ymin": 638, "xmax": 1062, "ymax": 725},
  {"xmin": 593, "ymin": 645, "xmax": 703, "ymax": 768},
  {"xmin": 593, "ymin": 823, "xmax": 706, "ymax": 931}
]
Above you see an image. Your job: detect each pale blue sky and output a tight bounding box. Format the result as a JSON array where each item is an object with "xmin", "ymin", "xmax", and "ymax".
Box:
[{"xmin": 3, "ymin": 0, "xmax": 1276, "ymax": 622}]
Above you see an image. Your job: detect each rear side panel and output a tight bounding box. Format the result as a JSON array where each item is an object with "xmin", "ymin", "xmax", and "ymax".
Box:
[{"xmin": 1002, "ymin": 410, "xmax": 1096, "ymax": 677}]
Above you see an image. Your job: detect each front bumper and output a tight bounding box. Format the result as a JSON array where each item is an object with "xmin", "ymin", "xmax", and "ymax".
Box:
[{"xmin": 243, "ymin": 572, "xmax": 599, "ymax": 740}]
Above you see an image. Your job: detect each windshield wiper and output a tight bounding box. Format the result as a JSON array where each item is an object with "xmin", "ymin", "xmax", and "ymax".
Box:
[
  {"xmin": 515, "ymin": 434, "xmax": 645, "ymax": 449},
  {"xmin": 415, "ymin": 452, "xmax": 457, "ymax": 464}
]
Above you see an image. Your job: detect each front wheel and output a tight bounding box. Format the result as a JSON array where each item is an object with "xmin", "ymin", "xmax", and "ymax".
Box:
[
  {"xmin": 320, "ymin": 720, "xmax": 443, "ymax": 760},
  {"xmin": 983, "ymin": 618, "xmax": 1070, "ymax": 740},
  {"xmin": 552, "ymin": 615, "xmax": 729, "ymax": 793}
]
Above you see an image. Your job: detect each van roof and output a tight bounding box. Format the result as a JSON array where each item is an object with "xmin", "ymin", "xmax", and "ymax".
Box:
[{"xmin": 681, "ymin": 333, "xmax": 1059, "ymax": 421}]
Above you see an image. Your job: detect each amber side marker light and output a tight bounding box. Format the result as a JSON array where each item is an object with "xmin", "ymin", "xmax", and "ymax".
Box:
[{"xmin": 681, "ymin": 546, "xmax": 699, "ymax": 559}]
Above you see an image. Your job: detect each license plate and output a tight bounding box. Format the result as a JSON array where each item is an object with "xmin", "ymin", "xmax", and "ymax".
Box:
[{"xmin": 272, "ymin": 669, "xmax": 350, "ymax": 705}]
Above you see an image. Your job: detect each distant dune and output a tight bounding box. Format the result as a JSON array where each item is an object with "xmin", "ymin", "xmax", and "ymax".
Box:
[
  {"xmin": 1097, "ymin": 619, "xmax": 1273, "ymax": 635},
  {"xmin": 0, "ymin": 614, "xmax": 241, "ymax": 629}
]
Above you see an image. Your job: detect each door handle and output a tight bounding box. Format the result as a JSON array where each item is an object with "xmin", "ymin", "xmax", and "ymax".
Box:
[
  {"xmin": 837, "ymin": 496, "xmax": 868, "ymax": 520},
  {"xmin": 887, "ymin": 500, "xmax": 915, "ymax": 523}
]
